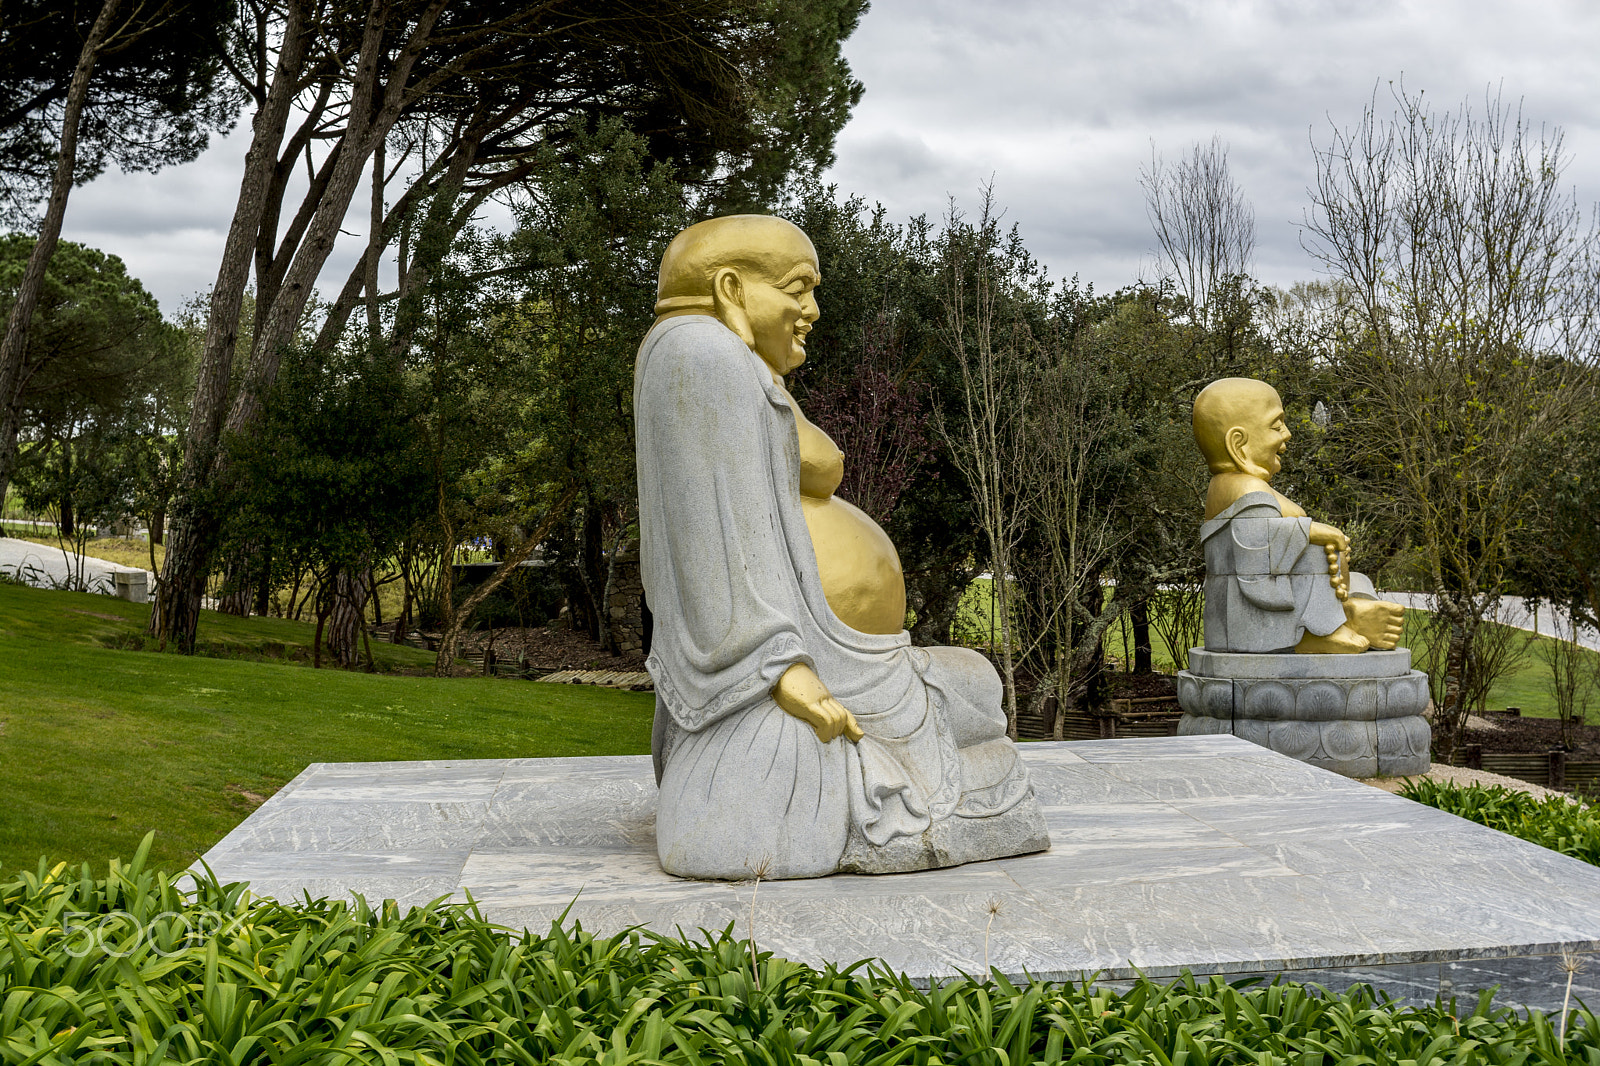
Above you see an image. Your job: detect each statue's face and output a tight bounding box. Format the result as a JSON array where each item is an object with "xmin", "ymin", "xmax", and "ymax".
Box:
[
  {"xmin": 742, "ymin": 236, "xmax": 820, "ymax": 376},
  {"xmin": 1237, "ymin": 397, "xmax": 1291, "ymax": 478}
]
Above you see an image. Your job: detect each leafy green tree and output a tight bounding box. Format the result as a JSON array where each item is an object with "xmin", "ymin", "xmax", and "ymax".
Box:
[
  {"xmin": 0, "ymin": 0, "xmax": 239, "ymax": 511},
  {"xmin": 493, "ymin": 118, "xmax": 689, "ymax": 655},
  {"xmin": 0, "ymin": 0, "xmax": 237, "ymax": 224},
  {"xmin": 4, "ymin": 238, "xmax": 188, "ymax": 579},
  {"xmin": 225, "ymin": 342, "xmax": 431, "ymax": 667},
  {"xmin": 0, "ymin": 235, "xmax": 167, "ymax": 418},
  {"xmin": 1514, "ymin": 390, "xmax": 1600, "ymax": 680}
]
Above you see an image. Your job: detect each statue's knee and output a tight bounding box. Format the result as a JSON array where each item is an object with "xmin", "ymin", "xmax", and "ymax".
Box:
[{"xmin": 924, "ymin": 645, "xmax": 1007, "ymax": 745}]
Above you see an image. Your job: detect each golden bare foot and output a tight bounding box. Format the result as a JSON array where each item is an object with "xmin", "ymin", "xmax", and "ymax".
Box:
[
  {"xmin": 1344, "ymin": 597, "xmax": 1405, "ymax": 650},
  {"xmin": 1295, "ymin": 624, "xmax": 1370, "ymax": 654}
]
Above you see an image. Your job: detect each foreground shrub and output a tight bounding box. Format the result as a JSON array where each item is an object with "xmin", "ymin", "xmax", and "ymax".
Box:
[
  {"xmin": 4, "ymin": 836, "xmax": 1598, "ymax": 1064},
  {"xmin": 1400, "ymin": 778, "xmax": 1600, "ymax": 866}
]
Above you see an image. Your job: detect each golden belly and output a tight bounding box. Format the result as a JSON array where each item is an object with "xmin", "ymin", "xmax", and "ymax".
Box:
[{"xmin": 801, "ymin": 495, "xmax": 907, "ymax": 635}]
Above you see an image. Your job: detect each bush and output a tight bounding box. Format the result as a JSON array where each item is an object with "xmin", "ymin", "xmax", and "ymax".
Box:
[
  {"xmin": 1400, "ymin": 778, "xmax": 1600, "ymax": 866},
  {"xmin": 5, "ymin": 836, "xmax": 1600, "ymax": 1064}
]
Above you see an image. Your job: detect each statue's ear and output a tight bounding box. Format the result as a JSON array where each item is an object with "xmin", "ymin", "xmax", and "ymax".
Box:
[
  {"xmin": 1224, "ymin": 426, "xmax": 1251, "ymax": 474},
  {"xmin": 711, "ymin": 267, "xmax": 754, "ymax": 348}
]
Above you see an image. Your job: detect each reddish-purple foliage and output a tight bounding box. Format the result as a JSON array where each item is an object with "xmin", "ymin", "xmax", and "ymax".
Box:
[{"xmin": 801, "ymin": 320, "xmax": 932, "ymax": 525}]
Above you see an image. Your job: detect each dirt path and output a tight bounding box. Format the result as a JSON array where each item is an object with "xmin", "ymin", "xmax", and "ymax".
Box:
[{"xmin": 0, "ymin": 536, "xmax": 148, "ymax": 593}]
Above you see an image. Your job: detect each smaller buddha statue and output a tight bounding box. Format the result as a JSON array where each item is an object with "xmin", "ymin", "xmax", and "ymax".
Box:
[{"xmin": 1193, "ymin": 378, "xmax": 1404, "ymax": 654}]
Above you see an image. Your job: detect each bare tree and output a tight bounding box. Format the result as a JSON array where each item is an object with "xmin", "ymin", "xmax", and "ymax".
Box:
[
  {"xmin": 1305, "ymin": 83, "xmax": 1599, "ymax": 760},
  {"xmin": 1023, "ymin": 339, "xmax": 1125, "ymax": 739},
  {"xmin": 1141, "ymin": 135, "xmax": 1255, "ymax": 323},
  {"xmin": 934, "ymin": 190, "xmax": 1045, "ymax": 738},
  {"xmin": 1149, "ymin": 582, "xmax": 1204, "ymax": 672},
  {"xmin": 1538, "ymin": 607, "xmax": 1596, "ymax": 749}
]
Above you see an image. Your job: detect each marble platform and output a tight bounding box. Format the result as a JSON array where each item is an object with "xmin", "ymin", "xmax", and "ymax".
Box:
[{"xmin": 200, "ymin": 735, "xmax": 1600, "ymax": 1011}]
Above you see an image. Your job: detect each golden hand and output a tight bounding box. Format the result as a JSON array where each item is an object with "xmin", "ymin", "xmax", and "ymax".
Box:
[
  {"xmin": 773, "ymin": 663, "xmax": 864, "ymax": 744},
  {"xmin": 1309, "ymin": 522, "xmax": 1350, "ymax": 600}
]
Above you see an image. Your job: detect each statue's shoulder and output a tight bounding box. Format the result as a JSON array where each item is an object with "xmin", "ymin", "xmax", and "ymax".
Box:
[
  {"xmin": 638, "ymin": 314, "xmax": 773, "ymax": 414},
  {"xmin": 639, "ymin": 314, "xmax": 756, "ymax": 382},
  {"xmin": 642, "ymin": 313, "xmax": 743, "ymax": 358}
]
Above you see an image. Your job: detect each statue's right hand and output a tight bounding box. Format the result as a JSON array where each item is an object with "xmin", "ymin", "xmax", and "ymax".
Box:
[
  {"xmin": 1308, "ymin": 522, "xmax": 1351, "ymax": 599},
  {"xmin": 773, "ymin": 663, "xmax": 865, "ymax": 744},
  {"xmin": 1308, "ymin": 522, "xmax": 1349, "ymax": 553}
]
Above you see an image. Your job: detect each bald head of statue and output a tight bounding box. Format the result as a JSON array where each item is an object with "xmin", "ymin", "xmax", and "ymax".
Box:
[
  {"xmin": 1192, "ymin": 377, "xmax": 1290, "ymax": 480},
  {"xmin": 655, "ymin": 214, "xmax": 821, "ymax": 377}
]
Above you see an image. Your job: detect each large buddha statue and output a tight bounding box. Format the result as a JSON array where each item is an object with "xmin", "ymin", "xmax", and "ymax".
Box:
[
  {"xmin": 634, "ymin": 215, "xmax": 1048, "ymax": 880},
  {"xmin": 1193, "ymin": 378, "xmax": 1405, "ymax": 654}
]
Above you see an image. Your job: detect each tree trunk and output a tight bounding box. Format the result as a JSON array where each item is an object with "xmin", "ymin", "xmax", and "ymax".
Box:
[
  {"xmin": 58, "ymin": 493, "xmax": 74, "ymax": 540},
  {"xmin": 253, "ymin": 547, "xmax": 272, "ymax": 616},
  {"xmin": 216, "ymin": 549, "xmax": 253, "ymax": 616},
  {"xmin": 1440, "ymin": 606, "xmax": 1469, "ymax": 762},
  {"xmin": 994, "ymin": 566, "xmax": 1019, "ymax": 740},
  {"xmin": 313, "ymin": 598, "xmax": 329, "ymax": 669},
  {"xmin": 392, "ymin": 578, "xmax": 412, "ymax": 644},
  {"xmin": 907, "ymin": 566, "xmax": 972, "ymax": 647},
  {"xmin": 149, "ymin": 503, "xmax": 164, "ymax": 546},
  {"xmin": 1130, "ymin": 597, "xmax": 1153, "ymax": 673},
  {"xmin": 594, "ymin": 521, "xmax": 631, "ymax": 656},
  {"xmin": 151, "ymin": 3, "xmax": 311, "ymax": 651},
  {"xmin": 0, "ymin": 0, "xmax": 121, "ymax": 506},
  {"xmin": 580, "ymin": 500, "xmax": 604, "ymax": 640},
  {"xmin": 326, "ymin": 562, "xmax": 371, "ymax": 668},
  {"xmin": 217, "ymin": 582, "xmax": 251, "ymax": 617},
  {"xmin": 152, "ymin": 517, "xmax": 210, "ymax": 650}
]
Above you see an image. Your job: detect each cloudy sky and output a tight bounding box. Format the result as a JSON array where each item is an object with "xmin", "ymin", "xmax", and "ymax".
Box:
[{"xmin": 59, "ymin": 0, "xmax": 1600, "ymax": 312}]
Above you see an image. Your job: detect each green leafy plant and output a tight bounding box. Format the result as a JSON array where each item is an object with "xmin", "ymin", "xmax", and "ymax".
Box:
[
  {"xmin": 6, "ymin": 834, "xmax": 1600, "ymax": 1065},
  {"xmin": 1400, "ymin": 778, "xmax": 1600, "ymax": 866}
]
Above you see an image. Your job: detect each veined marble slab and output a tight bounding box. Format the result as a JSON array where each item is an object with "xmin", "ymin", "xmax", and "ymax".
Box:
[{"xmin": 200, "ymin": 735, "xmax": 1600, "ymax": 1010}]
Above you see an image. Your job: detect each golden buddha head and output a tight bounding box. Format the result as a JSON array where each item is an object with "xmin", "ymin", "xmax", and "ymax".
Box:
[
  {"xmin": 1192, "ymin": 377, "xmax": 1291, "ymax": 480},
  {"xmin": 656, "ymin": 214, "xmax": 821, "ymax": 376}
]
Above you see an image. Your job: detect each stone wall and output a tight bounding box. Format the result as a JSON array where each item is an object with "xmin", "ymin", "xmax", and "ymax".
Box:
[{"xmin": 609, "ymin": 550, "xmax": 647, "ymax": 656}]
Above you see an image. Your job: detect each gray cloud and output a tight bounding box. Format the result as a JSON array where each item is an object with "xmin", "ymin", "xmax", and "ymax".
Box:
[
  {"xmin": 823, "ymin": 0, "xmax": 1600, "ymax": 293},
  {"xmin": 49, "ymin": 0, "xmax": 1600, "ymax": 310}
]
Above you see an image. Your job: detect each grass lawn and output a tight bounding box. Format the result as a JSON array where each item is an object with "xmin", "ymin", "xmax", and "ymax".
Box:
[
  {"xmin": 0, "ymin": 581, "xmax": 654, "ymax": 873},
  {"xmin": 1394, "ymin": 612, "xmax": 1600, "ymax": 719}
]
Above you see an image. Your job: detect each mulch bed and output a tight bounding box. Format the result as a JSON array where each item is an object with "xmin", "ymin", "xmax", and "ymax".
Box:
[
  {"xmin": 1464, "ymin": 712, "xmax": 1600, "ymax": 758},
  {"xmin": 460, "ymin": 625, "xmax": 648, "ymax": 674},
  {"xmin": 1108, "ymin": 672, "xmax": 1179, "ymax": 703}
]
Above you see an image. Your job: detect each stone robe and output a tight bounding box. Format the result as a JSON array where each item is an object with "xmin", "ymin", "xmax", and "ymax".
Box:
[
  {"xmin": 1201, "ymin": 491, "xmax": 1380, "ymax": 653},
  {"xmin": 635, "ymin": 315, "xmax": 1045, "ymax": 880}
]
